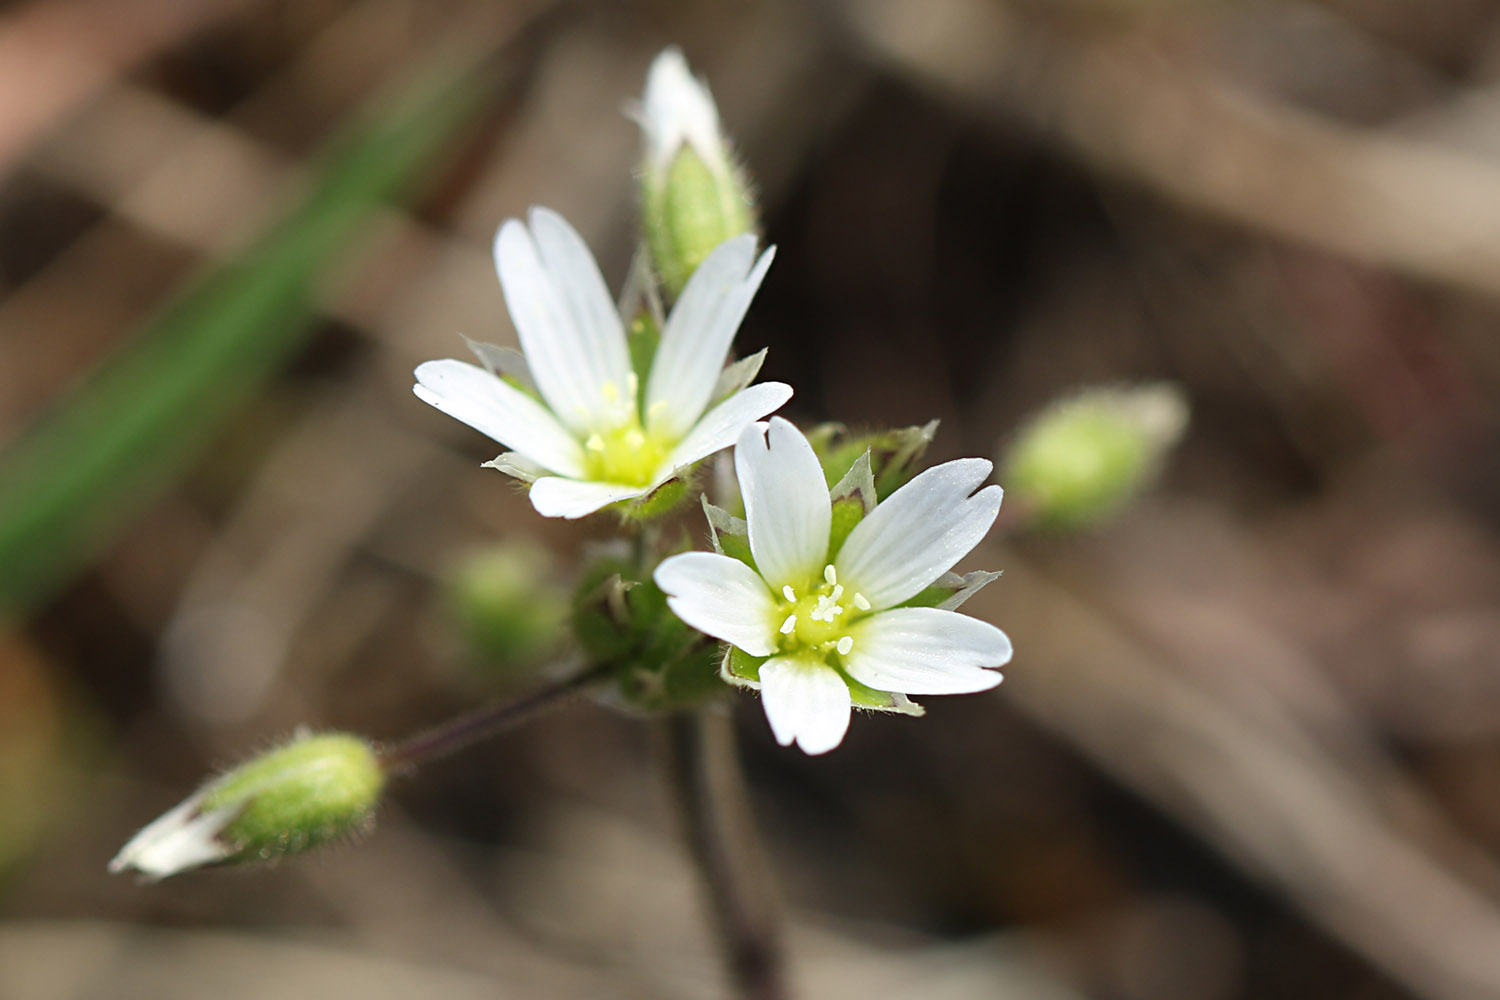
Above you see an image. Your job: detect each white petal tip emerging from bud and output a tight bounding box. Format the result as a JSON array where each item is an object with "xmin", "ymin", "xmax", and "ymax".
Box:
[
  {"xmin": 109, "ymin": 731, "xmax": 384, "ymax": 882},
  {"xmin": 108, "ymin": 797, "xmax": 237, "ymax": 882},
  {"xmin": 639, "ymin": 46, "xmax": 725, "ymax": 172}
]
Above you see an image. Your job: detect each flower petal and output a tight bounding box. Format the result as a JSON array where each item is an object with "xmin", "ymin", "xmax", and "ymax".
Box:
[
  {"xmin": 528, "ymin": 477, "xmax": 646, "ymax": 519},
  {"xmin": 413, "ymin": 359, "xmax": 586, "ymax": 477},
  {"xmin": 494, "ymin": 209, "xmax": 631, "ymax": 433},
  {"xmin": 645, "ymin": 238, "xmax": 774, "ymax": 438},
  {"xmin": 842, "ymin": 607, "xmax": 1010, "ymax": 695},
  {"xmin": 662, "ymin": 381, "xmax": 792, "ymax": 475},
  {"xmin": 635, "ymin": 46, "xmax": 726, "ymax": 171},
  {"xmin": 834, "ymin": 458, "xmax": 1002, "ymax": 609},
  {"xmin": 655, "ymin": 551, "xmax": 778, "ymax": 657},
  {"xmin": 736, "ymin": 417, "xmax": 831, "ymax": 589},
  {"xmin": 758, "ymin": 656, "xmax": 852, "ymax": 755}
]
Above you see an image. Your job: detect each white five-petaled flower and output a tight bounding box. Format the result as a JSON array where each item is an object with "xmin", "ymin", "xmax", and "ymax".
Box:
[
  {"xmin": 414, "ymin": 208, "xmax": 790, "ymax": 518},
  {"xmin": 655, "ymin": 417, "xmax": 1012, "ymax": 754}
]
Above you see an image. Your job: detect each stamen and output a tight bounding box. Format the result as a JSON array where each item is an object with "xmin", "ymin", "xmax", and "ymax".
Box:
[
  {"xmin": 830, "ymin": 584, "xmax": 844, "ymax": 601},
  {"xmin": 585, "ymin": 434, "xmax": 605, "ymax": 453},
  {"xmin": 624, "ymin": 428, "xmax": 646, "ymax": 450},
  {"xmin": 852, "ymin": 593, "xmax": 871, "ymax": 611},
  {"xmin": 835, "ymin": 636, "xmax": 854, "ymax": 656},
  {"xmin": 782, "ymin": 585, "xmax": 797, "ymax": 602},
  {"xmin": 626, "ymin": 372, "xmax": 639, "ymax": 397},
  {"xmin": 824, "ymin": 565, "xmax": 838, "ymax": 586},
  {"xmin": 779, "ymin": 614, "xmax": 797, "ymax": 635}
]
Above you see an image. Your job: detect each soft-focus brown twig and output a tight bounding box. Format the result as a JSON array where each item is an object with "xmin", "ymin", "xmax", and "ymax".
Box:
[{"xmin": 833, "ymin": 0, "xmax": 1500, "ymax": 302}]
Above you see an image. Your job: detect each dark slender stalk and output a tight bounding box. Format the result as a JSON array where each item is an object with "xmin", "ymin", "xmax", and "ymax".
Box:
[
  {"xmin": 659, "ymin": 707, "xmax": 788, "ymax": 1000},
  {"xmin": 379, "ymin": 660, "xmax": 611, "ymax": 772}
]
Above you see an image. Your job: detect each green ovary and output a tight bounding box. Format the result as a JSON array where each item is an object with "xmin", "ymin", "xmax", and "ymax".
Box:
[{"xmin": 583, "ymin": 418, "xmax": 673, "ymax": 486}]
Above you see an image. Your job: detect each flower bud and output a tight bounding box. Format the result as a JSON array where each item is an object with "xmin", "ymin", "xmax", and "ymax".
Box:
[
  {"xmin": 633, "ymin": 47, "xmax": 756, "ymax": 298},
  {"xmin": 446, "ymin": 542, "xmax": 569, "ymax": 670},
  {"xmin": 109, "ymin": 731, "xmax": 384, "ymax": 881},
  {"xmin": 1003, "ymin": 382, "xmax": 1188, "ymax": 530}
]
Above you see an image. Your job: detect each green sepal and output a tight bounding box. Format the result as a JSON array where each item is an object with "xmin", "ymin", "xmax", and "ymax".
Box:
[
  {"xmin": 643, "ymin": 147, "xmax": 756, "ymax": 300},
  {"xmin": 200, "ymin": 732, "xmax": 384, "ymax": 863},
  {"xmin": 722, "ymin": 645, "xmax": 769, "ymax": 686},
  {"xmin": 571, "ymin": 554, "xmax": 726, "ymax": 713},
  {"xmin": 808, "ymin": 421, "xmax": 939, "ymax": 500},
  {"xmin": 839, "ymin": 670, "xmax": 925, "ymax": 717},
  {"xmin": 627, "ymin": 313, "xmax": 661, "ymax": 413},
  {"xmin": 703, "ymin": 496, "xmax": 756, "ymax": 571}
]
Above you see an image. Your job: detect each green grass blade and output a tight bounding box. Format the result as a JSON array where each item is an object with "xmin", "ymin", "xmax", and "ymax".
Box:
[{"xmin": 0, "ymin": 51, "xmax": 491, "ymax": 617}]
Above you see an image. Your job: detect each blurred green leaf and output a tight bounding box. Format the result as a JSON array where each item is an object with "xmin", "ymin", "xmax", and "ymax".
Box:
[{"xmin": 0, "ymin": 49, "xmax": 492, "ymax": 617}]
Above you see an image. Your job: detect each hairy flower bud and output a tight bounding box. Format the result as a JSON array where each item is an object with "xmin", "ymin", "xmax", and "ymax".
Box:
[
  {"xmin": 109, "ymin": 731, "xmax": 384, "ymax": 881},
  {"xmin": 633, "ymin": 47, "xmax": 756, "ymax": 298},
  {"xmin": 1003, "ymin": 382, "xmax": 1188, "ymax": 530}
]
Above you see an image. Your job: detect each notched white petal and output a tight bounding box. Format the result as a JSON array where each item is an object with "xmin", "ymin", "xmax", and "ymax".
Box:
[
  {"xmin": 836, "ymin": 458, "xmax": 1002, "ymax": 609},
  {"xmin": 843, "ymin": 607, "xmax": 1010, "ymax": 696},
  {"xmin": 646, "ymin": 239, "xmax": 773, "ymax": 438},
  {"xmin": 737, "ymin": 416, "xmax": 831, "ymax": 589},
  {"xmin": 655, "ymin": 551, "xmax": 778, "ymax": 656},
  {"xmin": 759, "ymin": 656, "xmax": 852, "ymax": 755},
  {"xmin": 494, "ymin": 211, "xmax": 630, "ymax": 432}
]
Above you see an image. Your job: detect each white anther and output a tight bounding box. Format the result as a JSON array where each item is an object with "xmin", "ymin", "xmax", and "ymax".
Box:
[
  {"xmin": 830, "ymin": 584, "xmax": 844, "ymax": 601},
  {"xmin": 626, "ymin": 372, "xmax": 639, "ymax": 396},
  {"xmin": 782, "ymin": 585, "xmax": 797, "ymax": 602},
  {"xmin": 835, "ymin": 636, "xmax": 854, "ymax": 656},
  {"xmin": 585, "ymin": 434, "xmax": 605, "ymax": 453},
  {"xmin": 824, "ymin": 565, "xmax": 838, "ymax": 586},
  {"xmin": 852, "ymin": 593, "xmax": 871, "ymax": 611},
  {"xmin": 779, "ymin": 614, "xmax": 797, "ymax": 635}
]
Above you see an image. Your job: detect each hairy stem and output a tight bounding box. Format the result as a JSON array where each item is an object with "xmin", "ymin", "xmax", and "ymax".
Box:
[
  {"xmin": 659, "ymin": 707, "xmax": 789, "ymax": 1000},
  {"xmin": 379, "ymin": 660, "xmax": 611, "ymax": 772}
]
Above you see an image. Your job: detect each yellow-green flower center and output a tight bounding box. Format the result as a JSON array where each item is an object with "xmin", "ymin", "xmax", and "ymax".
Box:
[
  {"xmin": 580, "ymin": 377, "xmax": 673, "ymax": 487},
  {"xmin": 771, "ymin": 564, "xmax": 872, "ymax": 660},
  {"xmin": 584, "ymin": 418, "xmax": 672, "ymax": 486}
]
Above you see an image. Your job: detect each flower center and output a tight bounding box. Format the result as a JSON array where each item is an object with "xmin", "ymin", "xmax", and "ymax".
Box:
[
  {"xmin": 772, "ymin": 564, "xmax": 872, "ymax": 660},
  {"xmin": 581, "ymin": 375, "xmax": 672, "ymax": 486}
]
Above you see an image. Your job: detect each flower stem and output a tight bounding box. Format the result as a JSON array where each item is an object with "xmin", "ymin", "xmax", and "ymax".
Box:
[
  {"xmin": 379, "ymin": 660, "xmax": 612, "ymax": 772},
  {"xmin": 658, "ymin": 707, "xmax": 789, "ymax": 1000}
]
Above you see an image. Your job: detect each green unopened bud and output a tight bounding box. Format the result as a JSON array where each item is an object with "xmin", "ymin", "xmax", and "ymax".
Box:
[
  {"xmin": 446, "ymin": 543, "xmax": 569, "ymax": 669},
  {"xmin": 109, "ymin": 731, "xmax": 384, "ymax": 881},
  {"xmin": 634, "ymin": 47, "xmax": 756, "ymax": 298},
  {"xmin": 1003, "ymin": 382, "xmax": 1188, "ymax": 530}
]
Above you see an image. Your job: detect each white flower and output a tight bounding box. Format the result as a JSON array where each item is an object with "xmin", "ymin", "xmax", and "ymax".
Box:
[
  {"xmin": 635, "ymin": 46, "xmax": 730, "ymax": 176},
  {"xmin": 655, "ymin": 417, "xmax": 1012, "ymax": 754},
  {"xmin": 414, "ymin": 208, "xmax": 790, "ymax": 518}
]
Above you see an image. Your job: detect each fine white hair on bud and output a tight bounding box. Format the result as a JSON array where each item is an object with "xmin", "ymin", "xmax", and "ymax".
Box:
[{"xmin": 109, "ymin": 731, "xmax": 386, "ymax": 882}]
